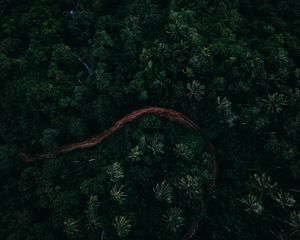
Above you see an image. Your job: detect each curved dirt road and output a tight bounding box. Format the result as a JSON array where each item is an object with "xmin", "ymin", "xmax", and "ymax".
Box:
[{"xmin": 19, "ymin": 106, "xmax": 217, "ymax": 188}]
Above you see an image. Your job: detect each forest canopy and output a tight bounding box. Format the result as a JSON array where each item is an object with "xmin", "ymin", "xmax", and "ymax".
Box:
[{"xmin": 0, "ymin": 0, "xmax": 300, "ymax": 239}]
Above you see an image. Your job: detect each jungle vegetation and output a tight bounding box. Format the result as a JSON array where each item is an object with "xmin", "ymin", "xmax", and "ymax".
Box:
[{"xmin": 0, "ymin": 0, "xmax": 300, "ymax": 239}]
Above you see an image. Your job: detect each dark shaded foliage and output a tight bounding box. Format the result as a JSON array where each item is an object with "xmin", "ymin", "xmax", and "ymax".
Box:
[{"xmin": 0, "ymin": 0, "xmax": 299, "ymax": 239}]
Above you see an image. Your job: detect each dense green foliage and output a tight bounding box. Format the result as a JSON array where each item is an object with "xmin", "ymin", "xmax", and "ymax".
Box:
[{"xmin": 0, "ymin": 0, "xmax": 300, "ymax": 239}]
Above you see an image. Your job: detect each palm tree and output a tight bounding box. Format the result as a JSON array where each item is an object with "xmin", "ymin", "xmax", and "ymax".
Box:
[
  {"xmin": 186, "ymin": 80, "xmax": 205, "ymax": 101},
  {"xmin": 162, "ymin": 207, "xmax": 185, "ymax": 233},
  {"xmin": 113, "ymin": 216, "xmax": 132, "ymax": 237},
  {"xmin": 262, "ymin": 92, "xmax": 287, "ymax": 113},
  {"xmin": 153, "ymin": 180, "xmax": 173, "ymax": 203}
]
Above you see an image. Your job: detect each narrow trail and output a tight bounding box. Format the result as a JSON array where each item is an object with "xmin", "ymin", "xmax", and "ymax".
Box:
[{"xmin": 19, "ymin": 107, "xmax": 217, "ymax": 189}]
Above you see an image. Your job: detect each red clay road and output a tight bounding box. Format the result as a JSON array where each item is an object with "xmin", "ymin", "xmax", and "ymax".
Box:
[{"xmin": 19, "ymin": 107, "xmax": 217, "ymax": 188}]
